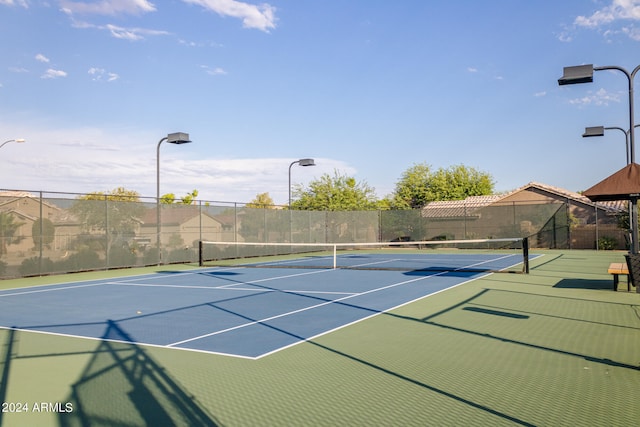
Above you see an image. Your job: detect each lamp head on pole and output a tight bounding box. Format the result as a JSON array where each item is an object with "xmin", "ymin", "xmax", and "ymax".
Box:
[
  {"xmin": 583, "ymin": 126, "xmax": 605, "ymax": 137},
  {"xmin": 297, "ymin": 158, "xmax": 315, "ymax": 167},
  {"xmin": 166, "ymin": 132, "xmax": 191, "ymax": 144},
  {"xmin": 558, "ymin": 64, "xmax": 594, "ymax": 85}
]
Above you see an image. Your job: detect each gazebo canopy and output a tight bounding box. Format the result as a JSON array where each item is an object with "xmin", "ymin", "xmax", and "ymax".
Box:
[{"xmin": 583, "ymin": 163, "xmax": 640, "ymax": 202}]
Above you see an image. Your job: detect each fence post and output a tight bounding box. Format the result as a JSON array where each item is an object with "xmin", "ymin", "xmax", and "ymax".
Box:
[
  {"xmin": 39, "ymin": 191, "xmax": 43, "ymax": 275},
  {"xmin": 523, "ymin": 237, "xmax": 529, "ymax": 274},
  {"xmin": 593, "ymin": 202, "xmax": 597, "ymax": 250},
  {"xmin": 105, "ymin": 194, "xmax": 109, "ymax": 269},
  {"xmin": 233, "ymin": 203, "xmax": 237, "ymax": 243}
]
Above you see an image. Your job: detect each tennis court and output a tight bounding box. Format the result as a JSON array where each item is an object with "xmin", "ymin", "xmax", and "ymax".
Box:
[
  {"xmin": 0, "ymin": 249, "xmax": 527, "ymax": 359},
  {"xmin": 1, "ymin": 249, "xmax": 639, "ymax": 426}
]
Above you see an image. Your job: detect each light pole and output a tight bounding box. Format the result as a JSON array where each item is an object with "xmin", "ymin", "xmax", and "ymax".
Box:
[
  {"xmin": 288, "ymin": 158, "xmax": 315, "ymax": 208},
  {"xmin": 583, "ymin": 125, "xmax": 638, "ymax": 252},
  {"xmin": 288, "ymin": 158, "xmax": 315, "ymax": 243},
  {"xmin": 156, "ymin": 132, "xmax": 191, "ymax": 264},
  {"xmin": 559, "ymin": 63, "xmax": 640, "ymax": 254},
  {"xmin": 0, "ymin": 138, "xmax": 25, "ymax": 150},
  {"xmin": 582, "ymin": 126, "xmax": 633, "ymax": 165}
]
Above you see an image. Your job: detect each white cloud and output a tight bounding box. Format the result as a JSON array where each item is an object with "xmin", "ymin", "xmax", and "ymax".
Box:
[
  {"xmin": 182, "ymin": 0, "xmax": 277, "ymax": 32},
  {"xmin": 534, "ymin": 91, "xmax": 547, "ymax": 97},
  {"xmin": 59, "ymin": 0, "xmax": 157, "ymax": 16},
  {"xmin": 574, "ymin": 0, "xmax": 640, "ymax": 40},
  {"xmin": 622, "ymin": 25, "xmax": 640, "ymax": 40},
  {"xmin": 467, "ymin": 67, "xmax": 478, "ymax": 73},
  {"xmin": 568, "ymin": 88, "xmax": 621, "ymax": 106},
  {"xmin": 179, "ymin": 39, "xmax": 224, "ymax": 48},
  {"xmin": 88, "ymin": 67, "xmax": 119, "ymax": 82},
  {"xmin": 71, "ymin": 19, "xmax": 170, "ymax": 40},
  {"xmin": 0, "ymin": 121, "xmax": 343, "ymax": 204},
  {"xmin": 557, "ymin": 30, "xmax": 572, "ymax": 42},
  {"xmin": 0, "ymin": 0, "xmax": 28, "ymax": 7},
  {"xmin": 41, "ymin": 69, "xmax": 68, "ymax": 79},
  {"xmin": 201, "ymin": 65, "xmax": 227, "ymax": 76},
  {"xmin": 575, "ymin": 8, "xmax": 616, "ymax": 28},
  {"xmin": 109, "ymin": 24, "xmax": 168, "ymax": 40},
  {"xmin": 35, "ymin": 53, "xmax": 50, "ymax": 63}
]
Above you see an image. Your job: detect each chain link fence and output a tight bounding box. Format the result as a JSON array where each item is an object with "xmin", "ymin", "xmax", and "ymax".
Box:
[{"xmin": 0, "ymin": 190, "xmax": 625, "ymax": 279}]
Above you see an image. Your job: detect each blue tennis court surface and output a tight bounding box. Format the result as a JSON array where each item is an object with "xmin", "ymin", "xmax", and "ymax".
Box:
[{"xmin": 0, "ymin": 253, "xmax": 529, "ymax": 359}]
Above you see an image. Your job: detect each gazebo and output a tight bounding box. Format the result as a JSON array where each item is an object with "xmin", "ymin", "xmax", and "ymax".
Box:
[{"xmin": 583, "ymin": 163, "xmax": 640, "ymax": 293}]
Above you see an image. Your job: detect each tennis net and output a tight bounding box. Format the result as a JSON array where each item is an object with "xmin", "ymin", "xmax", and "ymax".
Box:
[{"xmin": 198, "ymin": 237, "xmax": 530, "ymax": 274}]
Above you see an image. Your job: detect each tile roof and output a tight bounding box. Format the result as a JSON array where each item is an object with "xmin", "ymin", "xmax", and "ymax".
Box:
[
  {"xmin": 140, "ymin": 206, "xmax": 222, "ymax": 226},
  {"xmin": 421, "ymin": 182, "xmax": 625, "ymax": 218},
  {"xmin": 422, "ymin": 195, "xmax": 502, "ymax": 218}
]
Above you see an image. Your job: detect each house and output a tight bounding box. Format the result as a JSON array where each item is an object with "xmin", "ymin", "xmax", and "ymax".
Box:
[
  {"xmin": 0, "ymin": 191, "xmax": 81, "ymax": 257},
  {"xmin": 421, "ymin": 182, "xmax": 625, "ymax": 249},
  {"xmin": 138, "ymin": 206, "xmax": 229, "ymax": 249}
]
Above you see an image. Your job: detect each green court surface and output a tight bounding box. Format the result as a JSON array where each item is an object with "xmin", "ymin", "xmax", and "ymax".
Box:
[{"xmin": 0, "ymin": 250, "xmax": 638, "ymax": 426}]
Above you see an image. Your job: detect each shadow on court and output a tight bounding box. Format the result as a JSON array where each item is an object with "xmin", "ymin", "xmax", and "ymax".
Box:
[
  {"xmin": 194, "ymin": 287, "xmax": 541, "ymax": 426},
  {"xmin": 553, "ymin": 278, "xmax": 613, "ymax": 290},
  {"xmin": 0, "ymin": 328, "xmax": 16, "ymax": 427},
  {"xmin": 290, "ymin": 286, "xmax": 640, "ymax": 425},
  {"xmin": 0, "ymin": 323, "xmax": 221, "ymax": 427},
  {"xmin": 409, "ymin": 288, "xmax": 640, "ymax": 371}
]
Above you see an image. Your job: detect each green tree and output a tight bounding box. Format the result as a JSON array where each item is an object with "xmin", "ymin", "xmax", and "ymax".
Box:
[
  {"xmin": 160, "ymin": 193, "xmax": 176, "ymax": 204},
  {"xmin": 0, "ymin": 212, "xmax": 24, "ymax": 256},
  {"xmin": 247, "ymin": 192, "xmax": 276, "ymax": 209},
  {"xmin": 240, "ymin": 193, "xmax": 286, "ymax": 242},
  {"xmin": 160, "ymin": 189, "xmax": 199, "ymax": 205},
  {"xmin": 70, "ymin": 187, "xmax": 145, "ymax": 252},
  {"xmin": 180, "ymin": 189, "xmax": 199, "ymax": 205},
  {"xmin": 390, "ymin": 163, "xmax": 494, "ymax": 209},
  {"xmin": 291, "ymin": 171, "xmax": 380, "ymax": 211},
  {"xmin": 32, "ymin": 218, "xmax": 55, "ymax": 249},
  {"xmin": 389, "ymin": 163, "xmax": 433, "ymax": 209},
  {"xmin": 428, "ymin": 164, "xmax": 494, "ymax": 201}
]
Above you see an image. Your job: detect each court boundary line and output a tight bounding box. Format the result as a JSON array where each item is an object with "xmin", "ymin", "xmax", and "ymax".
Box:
[
  {"xmin": 167, "ymin": 256, "xmax": 517, "ymax": 347},
  {"xmin": 257, "ymin": 273, "xmax": 490, "ymax": 359},
  {"xmin": 0, "ymin": 271, "xmax": 492, "ymax": 360},
  {"xmin": 255, "ymin": 253, "xmax": 534, "ymax": 358},
  {"xmin": 0, "ymin": 254, "xmax": 533, "ymax": 359},
  {"xmin": 0, "ymin": 325, "xmax": 258, "ymax": 360}
]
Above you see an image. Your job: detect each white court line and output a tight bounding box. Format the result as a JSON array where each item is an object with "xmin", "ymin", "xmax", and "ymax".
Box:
[
  {"xmin": 111, "ymin": 281, "xmax": 356, "ymax": 296},
  {"xmin": 167, "ymin": 253, "xmax": 518, "ymax": 348},
  {"xmin": 109, "ymin": 267, "xmax": 340, "ymax": 289},
  {"xmin": 0, "ymin": 281, "xmax": 111, "ymax": 298},
  {"xmin": 0, "ymin": 265, "xmax": 329, "ymax": 297},
  {"xmin": 1, "ymin": 252, "xmax": 527, "ymax": 359},
  {"xmin": 167, "ymin": 269, "xmax": 446, "ymax": 347}
]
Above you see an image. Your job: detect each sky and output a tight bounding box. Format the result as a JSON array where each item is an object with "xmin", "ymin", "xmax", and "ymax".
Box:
[{"xmin": 1, "ymin": 0, "xmax": 640, "ymax": 205}]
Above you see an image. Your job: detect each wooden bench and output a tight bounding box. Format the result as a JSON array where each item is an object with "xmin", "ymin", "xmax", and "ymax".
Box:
[{"xmin": 608, "ymin": 263, "xmax": 630, "ymax": 291}]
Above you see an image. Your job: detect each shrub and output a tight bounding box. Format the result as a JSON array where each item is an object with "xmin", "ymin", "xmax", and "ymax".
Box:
[
  {"xmin": 108, "ymin": 245, "xmax": 137, "ymax": 268},
  {"xmin": 167, "ymin": 248, "xmax": 196, "ymax": 264},
  {"xmin": 56, "ymin": 248, "xmax": 102, "ymax": 271},
  {"xmin": 143, "ymin": 247, "xmax": 160, "ymax": 265},
  {"xmin": 19, "ymin": 257, "xmax": 54, "ymax": 276},
  {"xmin": 597, "ymin": 236, "xmax": 618, "ymax": 250}
]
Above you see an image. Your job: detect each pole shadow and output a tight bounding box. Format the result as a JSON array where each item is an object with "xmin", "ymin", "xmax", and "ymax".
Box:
[
  {"xmin": 57, "ymin": 320, "xmax": 220, "ymax": 426},
  {"xmin": 0, "ymin": 323, "xmax": 221, "ymax": 427}
]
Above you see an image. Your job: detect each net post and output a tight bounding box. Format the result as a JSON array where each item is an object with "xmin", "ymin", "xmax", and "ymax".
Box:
[
  {"xmin": 198, "ymin": 240, "xmax": 204, "ymax": 267},
  {"xmin": 522, "ymin": 237, "xmax": 529, "ymax": 274},
  {"xmin": 333, "ymin": 244, "xmax": 337, "ymax": 269}
]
